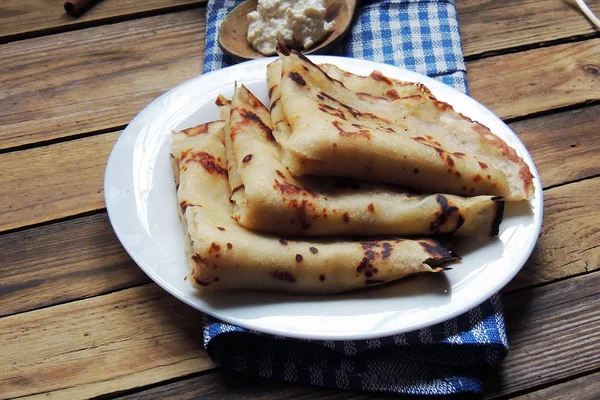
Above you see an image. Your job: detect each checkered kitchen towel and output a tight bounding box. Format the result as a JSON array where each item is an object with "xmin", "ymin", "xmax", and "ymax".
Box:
[{"xmin": 202, "ymin": 0, "xmax": 508, "ymax": 395}]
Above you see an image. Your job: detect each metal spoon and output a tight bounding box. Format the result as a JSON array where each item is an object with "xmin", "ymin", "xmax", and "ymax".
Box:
[{"xmin": 218, "ymin": 0, "xmax": 359, "ymax": 63}]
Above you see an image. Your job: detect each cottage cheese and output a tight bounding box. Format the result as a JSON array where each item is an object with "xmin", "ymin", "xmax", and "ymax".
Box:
[{"xmin": 247, "ymin": 0, "xmax": 334, "ymax": 55}]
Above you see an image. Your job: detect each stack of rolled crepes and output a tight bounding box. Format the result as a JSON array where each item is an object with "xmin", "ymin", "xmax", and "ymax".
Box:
[{"xmin": 170, "ymin": 51, "xmax": 534, "ymax": 294}]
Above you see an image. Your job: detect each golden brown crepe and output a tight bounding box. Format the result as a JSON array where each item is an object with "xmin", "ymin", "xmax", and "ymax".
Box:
[
  {"xmin": 171, "ymin": 121, "xmax": 456, "ymax": 293},
  {"xmin": 222, "ymin": 84, "xmax": 504, "ymax": 237},
  {"xmin": 271, "ymin": 51, "xmax": 534, "ymax": 201}
]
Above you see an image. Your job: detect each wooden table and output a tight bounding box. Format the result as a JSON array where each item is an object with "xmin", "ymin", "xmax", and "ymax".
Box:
[{"xmin": 1, "ymin": 1, "xmax": 599, "ymax": 398}]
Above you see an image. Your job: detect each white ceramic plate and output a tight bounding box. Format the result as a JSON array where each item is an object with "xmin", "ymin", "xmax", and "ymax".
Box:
[{"xmin": 104, "ymin": 57, "xmax": 543, "ymax": 341}]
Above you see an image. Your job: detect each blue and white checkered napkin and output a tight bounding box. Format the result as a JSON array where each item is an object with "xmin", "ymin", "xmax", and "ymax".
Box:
[{"xmin": 202, "ymin": 0, "xmax": 508, "ymax": 395}]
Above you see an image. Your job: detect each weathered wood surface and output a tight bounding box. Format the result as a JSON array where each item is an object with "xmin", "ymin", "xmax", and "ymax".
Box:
[
  {"xmin": 514, "ymin": 371, "xmax": 600, "ymax": 400},
  {"xmin": 0, "ymin": 0, "xmax": 206, "ymax": 41},
  {"xmin": 0, "ymin": 10, "xmax": 205, "ymax": 151},
  {"xmin": 468, "ymin": 39, "xmax": 600, "ymax": 120},
  {"xmin": 508, "ymin": 178, "xmax": 600, "ymax": 291},
  {"xmin": 0, "ymin": 284, "xmax": 213, "ymax": 399},
  {"xmin": 0, "ymin": 132, "xmax": 118, "ymax": 232},
  {"xmin": 1, "ymin": 11, "xmax": 599, "ymax": 150},
  {"xmin": 511, "ymin": 104, "xmax": 600, "ymax": 188},
  {"xmin": 0, "ymin": 213, "xmax": 149, "ymax": 318},
  {"xmin": 458, "ymin": 0, "xmax": 600, "ymax": 57},
  {"xmin": 2, "ymin": 0, "xmax": 598, "ymax": 60}
]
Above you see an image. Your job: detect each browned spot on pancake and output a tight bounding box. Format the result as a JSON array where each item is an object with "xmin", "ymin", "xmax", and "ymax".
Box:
[
  {"xmin": 270, "ymin": 98, "xmax": 280, "ymax": 110},
  {"xmin": 446, "ymin": 155, "xmax": 454, "ymax": 167},
  {"xmin": 430, "ymin": 194, "xmax": 460, "ymax": 233},
  {"xmin": 478, "ymin": 161, "xmax": 488, "ymax": 169},
  {"xmin": 487, "ymin": 174, "xmax": 491, "ymax": 179},
  {"xmin": 453, "ymin": 152, "xmax": 466, "ymax": 158},
  {"xmin": 217, "ymin": 226, "xmax": 225, "ymax": 231},
  {"xmin": 367, "ymin": 203, "xmax": 375, "ymax": 213},
  {"xmin": 310, "ymin": 247, "xmax": 318, "ymax": 254},
  {"xmin": 302, "ymin": 65, "xmax": 309, "ymax": 71},
  {"xmin": 343, "ymin": 212, "xmax": 350, "ymax": 223},
  {"xmin": 318, "ymin": 91, "xmax": 390, "ymax": 122},
  {"xmin": 191, "ymin": 254, "xmax": 205, "ymax": 266},
  {"xmin": 268, "ymin": 84, "xmax": 278, "ymax": 98},
  {"xmin": 227, "ymin": 243, "xmax": 233, "ymax": 249},
  {"xmin": 180, "ymin": 201, "xmax": 191, "ymax": 213},
  {"xmin": 232, "ymin": 185, "xmax": 245, "ymax": 195},
  {"xmin": 473, "ymin": 174, "xmax": 483, "ymax": 182},
  {"xmin": 194, "ymin": 277, "xmax": 210, "ymax": 287},
  {"xmin": 209, "ymin": 243, "xmax": 221, "ymax": 254},
  {"xmin": 386, "ymin": 89, "xmax": 400, "ymax": 99},
  {"xmin": 370, "ymin": 71, "xmax": 392, "ymax": 85},
  {"xmin": 333, "ymin": 143, "xmax": 338, "ymax": 148},
  {"xmin": 419, "ymin": 239, "xmax": 456, "ymax": 266},
  {"xmin": 382, "ymin": 243, "xmax": 392, "ymax": 259},
  {"xmin": 179, "ymin": 150, "xmax": 228, "ymax": 176},
  {"xmin": 215, "ymin": 95, "xmax": 230, "ymax": 107},
  {"xmin": 276, "ymin": 170, "xmax": 286, "ymax": 178},
  {"xmin": 413, "ymin": 168, "xmax": 419, "ymax": 174},
  {"xmin": 242, "ymin": 154, "xmax": 253, "ymax": 163},
  {"xmin": 376, "ymin": 125, "xmax": 395, "ymax": 133},
  {"xmin": 318, "ymin": 103, "xmax": 346, "ymax": 119},
  {"xmin": 181, "ymin": 123, "xmax": 209, "ymax": 136},
  {"xmin": 319, "ymin": 274, "xmax": 326, "ymax": 281},
  {"xmin": 236, "ymin": 109, "xmax": 275, "ymax": 142},
  {"xmin": 274, "ymin": 179, "xmax": 319, "ymax": 198},
  {"xmin": 279, "ymin": 239, "xmax": 288, "ymax": 245},
  {"xmin": 455, "ymin": 171, "xmax": 461, "ymax": 178},
  {"xmin": 332, "ymin": 120, "xmax": 371, "ymax": 139},
  {"xmin": 456, "ymin": 215, "xmax": 465, "ymax": 232},
  {"xmin": 295, "ymin": 254, "xmax": 303, "ymax": 263},
  {"xmin": 270, "ymin": 270, "xmax": 296, "ymax": 283},
  {"xmin": 288, "ymin": 71, "xmax": 306, "ymax": 86}
]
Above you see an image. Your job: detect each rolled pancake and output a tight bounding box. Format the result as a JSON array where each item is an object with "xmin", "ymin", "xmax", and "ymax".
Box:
[
  {"xmin": 224, "ymin": 84, "xmax": 504, "ymax": 237},
  {"xmin": 171, "ymin": 121, "xmax": 456, "ymax": 293},
  {"xmin": 273, "ymin": 51, "xmax": 534, "ymax": 201}
]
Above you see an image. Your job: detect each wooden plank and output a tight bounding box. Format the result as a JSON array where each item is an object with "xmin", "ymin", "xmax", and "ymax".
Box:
[
  {"xmin": 483, "ymin": 272, "xmax": 600, "ymax": 397},
  {"xmin": 505, "ymin": 178, "xmax": 600, "ymax": 291},
  {"xmin": 1, "ymin": 13, "xmax": 599, "ymax": 151},
  {"xmin": 0, "ymin": 10, "xmax": 205, "ymax": 150},
  {"xmin": 118, "ymin": 369, "xmax": 377, "ymax": 400},
  {"xmin": 512, "ymin": 104, "xmax": 600, "ymax": 188},
  {"xmin": 0, "ymin": 132, "xmax": 118, "ymax": 232},
  {"xmin": 0, "ymin": 284, "xmax": 213, "ymax": 400},
  {"xmin": 458, "ymin": 0, "xmax": 600, "ymax": 57},
  {"xmin": 0, "ymin": 213, "xmax": 150, "ymax": 318},
  {"xmin": 468, "ymin": 39, "xmax": 600, "ymax": 120},
  {"xmin": 513, "ymin": 371, "xmax": 600, "ymax": 400},
  {"xmin": 94, "ymin": 266, "xmax": 600, "ymax": 399},
  {"xmin": 0, "ymin": 0, "xmax": 206, "ymax": 41}
]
